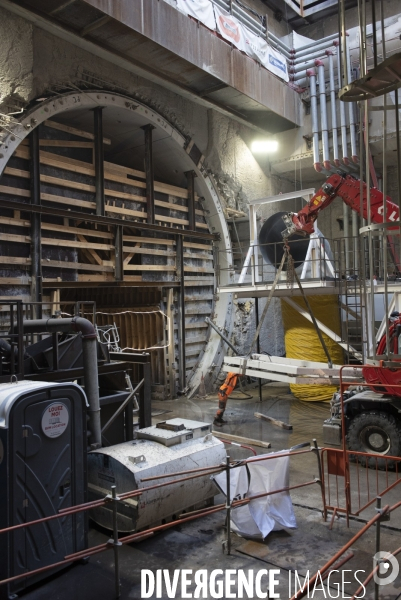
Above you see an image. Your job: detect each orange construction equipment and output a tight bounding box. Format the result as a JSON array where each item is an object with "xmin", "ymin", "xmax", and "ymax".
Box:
[{"xmin": 214, "ymin": 372, "xmax": 240, "ymax": 427}]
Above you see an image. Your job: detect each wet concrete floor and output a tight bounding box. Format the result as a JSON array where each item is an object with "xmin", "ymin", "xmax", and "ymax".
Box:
[{"xmin": 17, "ymin": 383, "xmax": 401, "ymax": 600}]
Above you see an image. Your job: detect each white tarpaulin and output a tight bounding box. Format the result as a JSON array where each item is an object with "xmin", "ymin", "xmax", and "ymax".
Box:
[
  {"xmin": 213, "ymin": 5, "xmax": 289, "ymax": 81},
  {"xmin": 214, "ymin": 5, "xmax": 247, "ymax": 52},
  {"xmin": 242, "ymin": 28, "xmax": 289, "ymax": 82},
  {"xmin": 213, "ymin": 452, "xmax": 296, "ymax": 540},
  {"xmin": 176, "ymin": 0, "xmax": 216, "ymax": 30}
]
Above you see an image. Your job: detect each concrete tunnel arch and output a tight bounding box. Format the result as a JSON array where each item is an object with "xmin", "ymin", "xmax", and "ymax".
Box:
[{"xmin": 0, "ymin": 90, "xmax": 235, "ymax": 396}]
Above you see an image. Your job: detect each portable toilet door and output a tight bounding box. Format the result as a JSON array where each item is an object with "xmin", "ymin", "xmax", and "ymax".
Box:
[{"xmin": 0, "ymin": 380, "xmax": 88, "ymax": 598}]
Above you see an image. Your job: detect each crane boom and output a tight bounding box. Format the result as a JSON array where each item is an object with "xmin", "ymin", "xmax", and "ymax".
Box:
[{"xmin": 282, "ymin": 173, "xmax": 399, "ymax": 239}]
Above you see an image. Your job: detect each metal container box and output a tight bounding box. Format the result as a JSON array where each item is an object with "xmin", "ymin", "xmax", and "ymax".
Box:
[
  {"xmin": 323, "ymin": 418, "xmax": 342, "ymax": 446},
  {"xmin": 88, "ymin": 419, "xmax": 225, "ymax": 532},
  {"xmin": 0, "ymin": 380, "xmax": 87, "ymax": 599}
]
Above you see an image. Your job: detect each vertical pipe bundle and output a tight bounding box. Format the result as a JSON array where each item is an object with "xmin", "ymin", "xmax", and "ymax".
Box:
[
  {"xmin": 307, "ymin": 68, "xmax": 322, "ymax": 172},
  {"xmin": 316, "ymin": 59, "xmax": 331, "ymax": 171},
  {"xmin": 327, "ymin": 51, "xmax": 340, "ymax": 167}
]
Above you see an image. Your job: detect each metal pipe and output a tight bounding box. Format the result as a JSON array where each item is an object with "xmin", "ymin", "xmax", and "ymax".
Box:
[
  {"xmin": 101, "ymin": 378, "xmax": 142, "ymax": 435},
  {"xmin": 232, "ymin": 6, "xmax": 265, "ymax": 36},
  {"xmin": 316, "ymin": 60, "xmax": 331, "ymax": 171},
  {"xmin": 380, "ymin": 0, "xmax": 386, "ymax": 61},
  {"xmin": 340, "ymin": 0, "xmax": 348, "ymax": 90},
  {"xmin": 292, "ymin": 58, "xmax": 325, "ymax": 74},
  {"xmin": 346, "ymin": 37, "xmax": 358, "ymax": 163},
  {"xmin": 336, "ymin": 42, "xmax": 349, "ymax": 165},
  {"xmin": 352, "ymin": 209, "xmax": 359, "ymax": 272},
  {"xmin": 328, "ymin": 51, "xmax": 340, "ymax": 167},
  {"xmin": 371, "ymin": 0, "xmax": 378, "ymax": 68},
  {"xmin": 254, "ymin": 297, "xmax": 263, "ymax": 402},
  {"xmin": 292, "ymin": 32, "xmax": 339, "ymax": 52},
  {"xmin": 343, "ymin": 203, "xmax": 351, "ymax": 273},
  {"xmin": 111, "ymin": 486, "xmax": 121, "ymax": 598},
  {"xmin": 224, "ymin": 454, "xmax": 232, "ymax": 555},
  {"xmin": 383, "ymin": 94, "xmax": 390, "ymax": 355},
  {"xmin": 374, "ymin": 496, "xmax": 381, "ymax": 600},
  {"xmin": 21, "ymin": 317, "xmax": 102, "ymax": 448},
  {"xmin": 295, "ymin": 39, "xmax": 338, "ymax": 60},
  {"xmin": 205, "ymin": 316, "xmax": 238, "ymax": 354},
  {"xmin": 219, "ymin": 439, "xmax": 257, "ymax": 456},
  {"xmin": 292, "ymin": 45, "xmax": 337, "ymax": 66},
  {"xmin": 268, "ymin": 38, "xmax": 292, "ymax": 59},
  {"xmin": 140, "ymin": 463, "xmax": 225, "ymax": 482},
  {"xmin": 307, "ymin": 69, "xmax": 322, "ymax": 172}
]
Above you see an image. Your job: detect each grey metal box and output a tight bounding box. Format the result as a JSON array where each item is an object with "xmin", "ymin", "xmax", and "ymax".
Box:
[{"xmin": 136, "ymin": 418, "xmax": 212, "ymax": 446}]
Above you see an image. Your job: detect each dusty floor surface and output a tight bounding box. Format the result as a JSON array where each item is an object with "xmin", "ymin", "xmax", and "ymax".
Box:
[{"xmin": 10, "ymin": 383, "xmax": 401, "ymax": 600}]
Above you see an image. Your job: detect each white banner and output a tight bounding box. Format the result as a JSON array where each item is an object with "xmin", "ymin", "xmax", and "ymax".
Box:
[
  {"xmin": 214, "ymin": 5, "xmax": 246, "ymax": 52},
  {"xmin": 214, "ymin": 5, "xmax": 288, "ymax": 82},
  {"xmin": 176, "ymin": 0, "xmax": 216, "ymax": 30},
  {"xmin": 243, "ymin": 29, "xmax": 289, "ymax": 82}
]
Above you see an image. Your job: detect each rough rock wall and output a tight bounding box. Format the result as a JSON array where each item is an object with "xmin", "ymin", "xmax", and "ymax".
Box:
[{"xmin": 0, "ymin": 8, "xmax": 33, "ymax": 110}]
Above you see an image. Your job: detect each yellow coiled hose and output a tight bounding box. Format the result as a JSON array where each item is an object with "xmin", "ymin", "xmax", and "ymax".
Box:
[{"xmin": 281, "ymin": 295, "xmax": 344, "ymax": 401}]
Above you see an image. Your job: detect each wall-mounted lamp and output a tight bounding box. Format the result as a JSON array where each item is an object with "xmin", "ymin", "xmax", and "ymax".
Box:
[{"xmin": 251, "ymin": 140, "xmax": 278, "ymax": 153}]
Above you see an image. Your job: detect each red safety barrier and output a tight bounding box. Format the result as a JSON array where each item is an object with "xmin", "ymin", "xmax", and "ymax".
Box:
[{"xmin": 320, "ymin": 365, "xmax": 401, "ymax": 527}]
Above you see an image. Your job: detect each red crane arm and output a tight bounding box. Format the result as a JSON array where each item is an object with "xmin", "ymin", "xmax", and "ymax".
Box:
[{"xmin": 283, "ymin": 173, "xmax": 399, "ymax": 239}]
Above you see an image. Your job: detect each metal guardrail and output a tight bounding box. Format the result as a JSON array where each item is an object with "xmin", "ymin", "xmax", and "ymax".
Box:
[
  {"xmin": 0, "ymin": 443, "xmax": 321, "ymax": 597},
  {"xmin": 321, "ymin": 367, "xmax": 401, "ymax": 528},
  {"xmin": 321, "ymin": 447, "xmax": 401, "ymax": 525}
]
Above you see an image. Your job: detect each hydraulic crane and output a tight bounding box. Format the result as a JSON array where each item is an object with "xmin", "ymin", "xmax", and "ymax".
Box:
[
  {"xmin": 259, "ymin": 172, "xmax": 401, "ymax": 463},
  {"xmin": 279, "ymin": 172, "xmax": 399, "ymax": 240}
]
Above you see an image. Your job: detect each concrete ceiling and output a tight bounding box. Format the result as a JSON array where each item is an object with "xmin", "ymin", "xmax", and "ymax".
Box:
[{"xmin": 6, "ymin": 0, "xmax": 302, "ymax": 135}]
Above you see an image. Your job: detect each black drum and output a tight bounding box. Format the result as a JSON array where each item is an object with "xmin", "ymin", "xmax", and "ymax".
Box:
[{"xmin": 258, "ymin": 212, "xmax": 310, "ymax": 270}]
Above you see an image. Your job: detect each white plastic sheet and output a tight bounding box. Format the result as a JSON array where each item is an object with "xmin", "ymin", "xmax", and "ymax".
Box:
[
  {"xmin": 213, "ymin": 452, "xmax": 296, "ymax": 540},
  {"xmin": 176, "ymin": 0, "xmax": 216, "ymax": 30},
  {"xmin": 166, "ymin": 0, "xmax": 289, "ymax": 82},
  {"xmin": 214, "ymin": 5, "xmax": 288, "ymax": 81}
]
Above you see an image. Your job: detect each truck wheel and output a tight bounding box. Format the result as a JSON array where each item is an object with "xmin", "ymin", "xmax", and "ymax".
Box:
[{"xmin": 347, "ymin": 412, "xmax": 401, "ymax": 469}]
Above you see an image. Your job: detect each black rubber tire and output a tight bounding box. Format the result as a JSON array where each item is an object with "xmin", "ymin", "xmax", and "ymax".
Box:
[{"xmin": 346, "ymin": 412, "xmax": 401, "ymax": 469}]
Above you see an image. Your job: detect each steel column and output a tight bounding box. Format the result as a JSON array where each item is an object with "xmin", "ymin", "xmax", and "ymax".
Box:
[
  {"xmin": 185, "ymin": 170, "xmax": 197, "ymax": 231},
  {"xmin": 142, "ymin": 125, "xmax": 156, "ymax": 225},
  {"xmin": 93, "ymin": 107, "xmax": 105, "ymax": 216},
  {"xmin": 139, "ymin": 362, "xmax": 152, "ymax": 428},
  {"xmin": 176, "ymin": 235, "xmax": 186, "ymax": 392},
  {"xmin": 29, "ymin": 127, "xmax": 42, "ymax": 319},
  {"xmin": 114, "ymin": 225, "xmax": 123, "ymax": 281},
  {"xmin": 254, "ymin": 298, "xmax": 263, "ymax": 402}
]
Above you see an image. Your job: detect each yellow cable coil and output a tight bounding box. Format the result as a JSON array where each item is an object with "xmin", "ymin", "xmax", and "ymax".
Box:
[{"xmin": 281, "ymin": 295, "xmax": 344, "ymax": 401}]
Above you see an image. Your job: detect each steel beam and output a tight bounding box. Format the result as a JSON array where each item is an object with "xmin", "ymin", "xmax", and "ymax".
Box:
[
  {"xmin": 185, "ymin": 170, "xmax": 197, "ymax": 231},
  {"xmin": 114, "ymin": 225, "xmax": 123, "ymax": 281},
  {"xmin": 176, "ymin": 235, "xmax": 186, "ymax": 392},
  {"xmin": 0, "ymin": 198, "xmax": 217, "ymax": 240},
  {"xmin": 142, "ymin": 125, "xmax": 155, "ymax": 225},
  {"xmin": 29, "ymin": 127, "xmax": 42, "ymax": 318},
  {"xmin": 94, "ymin": 107, "xmax": 105, "ymax": 216}
]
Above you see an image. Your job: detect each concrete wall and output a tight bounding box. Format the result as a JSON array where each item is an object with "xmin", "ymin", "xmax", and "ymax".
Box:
[{"xmin": 0, "ymin": 5, "xmax": 291, "ymax": 369}]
